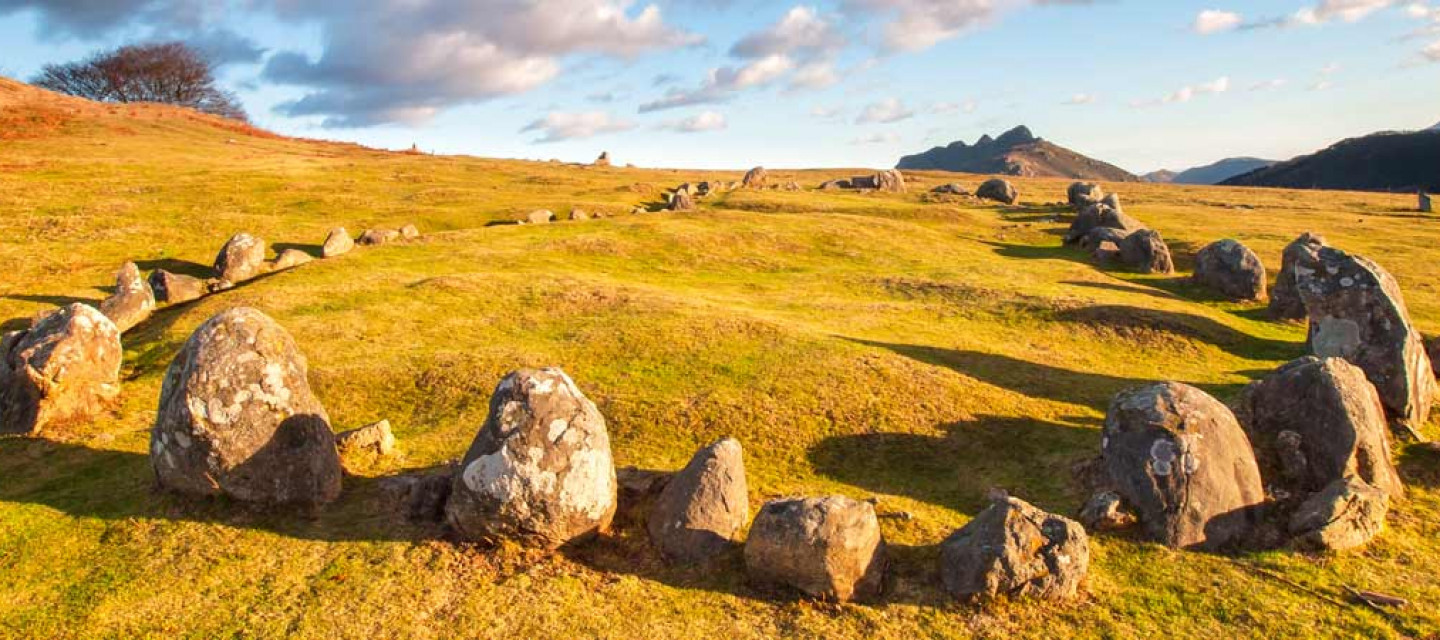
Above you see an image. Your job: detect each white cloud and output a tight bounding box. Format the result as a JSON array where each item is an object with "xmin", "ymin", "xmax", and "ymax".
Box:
[
  {"xmin": 638, "ymin": 54, "xmax": 794, "ymax": 112},
  {"xmin": 1310, "ymin": 80, "xmax": 1335, "ymax": 90},
  {"xmin": 1320, "ymin": 62, "xmax": 1342, "ymax": 74},
  {"xmin": 1248, "ymin": 78, "xmax": 1288, "ymax": 91},
  {"xmin": 851, "ymin": 132, "xmax": 900, "ymax": 145},
  {"xmin": 810, "ymin": 105, "xmax": 844, "ymax": 119},
  {"xmin": 730, "ymin": 6, "xmax": 844, "ymax": 59},
  {"xmin": 789, "ymin": 61, "xmax": 840, "ymax": 90},
  {"xmin": 1133, "ymin": 76, "xmax": 1230, "ymax": 107},
  {"xmin": 1063, "ymin": 93, "xmax": 1097, "ymax": 105},
  {"xmin": 658, "ymin": 110, "xmax": 728, "ymax": 132},
  {"xmin": 1193, "ymin": 9, "xmax": 1243, "ymax": 34},
  {"xmin": 521, "ymin": 111, "xmax": 636, "ymax": 143},
  {"xmin": 855, "ymin": 98, "xmax": 915, "ymax": 123},
  {"xmin": 1425, "ymin": 38, "xmax": 1440, "ymax": 59}
]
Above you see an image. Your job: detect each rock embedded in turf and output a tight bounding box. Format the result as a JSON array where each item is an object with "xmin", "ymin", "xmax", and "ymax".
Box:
[
  {"xmin": 98, "ymin": 261, "xmax": 155, "ymax": 333},
  {"xmin": 0, "ymin": 303, "xmax": 122, "ymax": 436},
  {"xmin": 1296, "ymin": 246, "xmax": 1436, "ymax": 438},
  {"xmin": 335, "ymin": 419, "xmax": 397, "ymax": 458},
  {"xmin": 322, "ymin": 228, "xmax": 355, "ymax": 257},
  {"xmin": 150, "ymin": 307, "xmax": 343, "ymax": 505},
  {"xmin": 1269, "ymin": 232, "xmax": 1326, "ymax": 320},
  {"xmin": 1118, "ymin": 229, "xmax": 1175, "ymax": 274},
  {"xmin": 875, "ymin": 169, "xmax": 905, "ymax": 193},
  {"xmin": 270, "ymin": 249, "xmax": 313, "ymax": 271},
  {"xmin": 648, "ymin": 437, "xmax": 749, "ymax": 565},
  {"xmin": 1068, "ymin": 182, "xmax": 1105, "ymax": 209},
  {"xmin": 400, "ymin": 224, "xmax": 421, "ymax": 239},
  {"xmin": 931, "ymin": 183, "xmax": 968, "ymax": 195},
  {"xmin": 148, "ymin": 269, "xmax": 207, "ymax": 305},
  {"xmin": 445, "ymin": 368, "xmax": 617, "ymax": 549},
  {"xmin": 976, "ymin": 178, "xmax": 1018, "ymax": 204},
  {"xmin": 744, "ymin": 495, "xmax": 886, "ymax": 602},
  {"xmin": 1078, "ymin": 491, "xmax": 1136, "ymax": 532},
  {"xmin": 667, "ymin": 190, "xmax": 695, "ymax": 211},
  {"xmin": 1287, "ymin": 477, "xmax": 1388, "ymax": 551},
  {"xmin": 742, "ymin": 166, "xmax": 768, "ymax": 189},
  {"xmin": 820, "ymin": 178, "xmax": 853, "ymax": 190},
  {"xmin": 1102, "ymin": 382, "xmax": 1266, "ymax": 550},
  {"xmin": 1193, "ymin": 239, "xmax": 1267, "ymax": 301},
  {"xmin": 940, "ymin": 495, "xmax": 1090, "ymax": 602},
  {"xmin": 1079, "ymin": 226, "xmax": 1132, "ymax": 252},
  {"xmin": 568, "ymin": 209, "xmax": 589, "ymax": 221},
  {"xmin": 525, "ymin": 210, "xmax": 555, "ymax": 225},
  {"xmin": 1232, "ymin": 356, "xmax": 1403, "ymax": 501},
  {"xmin": 213, "ymin": 232, "xmax": 267, "ymax": 283},
  {"xmin": 357, "ymin": 228, "xmax": 401, "ymax": 245}
]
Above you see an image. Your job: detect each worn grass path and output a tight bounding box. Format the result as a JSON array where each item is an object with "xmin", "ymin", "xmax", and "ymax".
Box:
[{"xmin": 1, "ymin": 79, "xmax": 1439, "ymax": 638}]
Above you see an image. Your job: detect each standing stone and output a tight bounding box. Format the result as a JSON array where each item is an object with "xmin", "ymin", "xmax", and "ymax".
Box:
[
  {"xmin": 335, "ymin": 419, "xmax": 397, "ymax": 458},
  {"xmin": 940, "ymin": 495, "xmax": 1089, "ymax": 602},
  {"xmin": 594, "ymin": 151, "xmax": 611, "ymax": 167},
  {"xmin": 875, "ymin": 169, "xmax": 905, "ymax": 193},
  {"xmin": 742, "ymin": 167, "xmax": 768, "ymax": 189},
  {"xmin": 744, "ymin": 496, "xmax": 885, "ymax": 601},
  {"xmin": 213, "ymin": 233, "xmax": 267, "ymax": 283},
  {"xmin": 1287, "ymin": 477, "xmax": 1389, "ymax": 551},
  {"xmin": 1429, "ymin": 336, "xmax": 1440, "ymax": 379},
  {"xmin": 976, "ymin": 178, "xmax": 1019, "ymax": 205},
  {"xmin": 648, "ymin": 437, "xmax": 749, "ymax": 564},
  {"xmin": 446, "ymin": 368, "xmax": 617, "ymax": 549},
  {"xmin": 151, "ymin": 307, "xmax": 342, "ymax": 505},
  {"xmin": 1067, "ymin": 182, "xmax": 1105, "ymax": 210},
  {"xmin": 270, "ymin": 249, "xmax": 313, "ymax": 272},
  {"xmin": 322, "ymin": 228, "xmax": 355, "ymax": 258},
  {"xmin": 0, "ymin": 304, "xmax": 122, "ymax": 436},
  {"xmin": 1119, "ymin": 229, "xmax": 1175, "ymax": 274},
  {"xmin": 569, "ymin": 209, "xmax": 590, "ymax": 221},
  {"xmin": 148, "ymin": 270, "xmax": 207, "ymax": 305},
  {"xmin": 1102, "ymin": 382, "xmax": 1266, "ymax": 550},
  {"xmin": 1269, "ymin": 232, "xmax": 1326, "ymax": 320},
  {"xmin": 1297, "ymin": 247, "xmax": 1435, "ymax": 437},
  {"xmin": 99, "ymin": 262, "xmax": 155, "ymax": 333},
  {"xmin": 667, "ymin": 190, "xmax": 695, "ymax": 212},
  {"xmin": 1193, "ymin": 239, "xmax": 1267, "ymax": 301},
  {"xmin": 1065, "ymin": 204, "xmax": 1144, "ymax": 245},
  {"xmin": 1232, "ymin": 356, "xmax": 1403, "ymax": 500},
  {"xmin": 357, "ymin": 229, "xmax": 401, "ymax": 245},
  {"xmin": 400, "ymin": 224, "xmax": 421, "ymax": 239},
  {"xmin": 525, "ymin": 210, "xmax": 555, "ymax": 225},
  {"xmin": 1421, "ymin": 191, "xmax": 1432, "ymax": 213}
]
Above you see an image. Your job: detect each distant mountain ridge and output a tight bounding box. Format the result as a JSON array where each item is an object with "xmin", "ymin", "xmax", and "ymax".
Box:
[
  {"xmin": 896, "ymin": 126, "xmax": 1138, "ymax": 182},
  {"xmin": 1173, "ymin": 157, "xmax": 1276, "ymax": 185},
  {"xmin": 1142, "ymin": 169, "xmax": 1177, "ymax": 183},
  {"xmin": 1222, "ymin": 130, "xmax": 1440, "ymax": 193}
]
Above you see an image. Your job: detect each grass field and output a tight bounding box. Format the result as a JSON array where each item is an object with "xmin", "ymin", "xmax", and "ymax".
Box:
[{"xmin": 2, "ymin": 78, "xmax": 1440, "ymax": 639}]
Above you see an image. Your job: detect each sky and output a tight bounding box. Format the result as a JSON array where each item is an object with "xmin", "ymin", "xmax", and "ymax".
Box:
[{"xmin": 0, "ymin": 0, "xmax": 1437, "ymax": 174}]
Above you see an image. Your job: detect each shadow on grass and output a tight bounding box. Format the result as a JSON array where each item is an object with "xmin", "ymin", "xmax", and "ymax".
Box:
[
  {"xmin": 272, "ymin": 242, "xmax": 323, "ymax": 258},
  {"xmin": 1061, "ymin": 280, "xmax": 1184, "ymax": 301},
  {"xmin": 134, "ymin": 258, "xmax": 213, "ymax": 280},
  {"xmin": 1397, "ymin": 445, "xmax": 1440, "ymax": 488},
  {"xmin": 983, "ymin": 240, "xmax": 1089, "ymax": 266},
  {"xmin": 1051, "ymin": 305, "xmax": 1304, "ymax": 361},
  {"xmin": 0, "ymin": 293, "xmax": 103, "ymax": 307}
]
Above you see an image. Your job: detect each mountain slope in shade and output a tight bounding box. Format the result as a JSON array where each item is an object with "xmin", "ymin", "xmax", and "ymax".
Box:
[
  {"xmin": 1222, "ymin": 130, "xmax": 1440, "ymax": 192},
  {"xmin": 1171, "ymin": 157, "xmax": 1276, "ymax": 185},
  {"xmin": 896, "ymin": 126, "xmax": 1138, "ymax": 181},
  {"xmin": 1143, "ymin": 169, "xmax": 1177, "ymax": 183}
]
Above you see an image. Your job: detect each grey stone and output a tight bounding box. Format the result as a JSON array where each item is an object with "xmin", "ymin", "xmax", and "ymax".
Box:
[
  {"xmin": 1118, "ymin": 229, "xmax": 1175, "ymax": 274},
  {"xmin": 98, "ymin": 262, "xmax": 155, "ymax": 333},
  {"xmin": 1288, "ymin": 477, "xmax": 1388, "ymax": 551},
  {"xmin": 270, "ymin": 249, "xmax": 313, "ymax": 272},
  {"xmin": 976, "ymin": 178, "xmax": 1018, "ymax": 205},
  {"xmin": 648, "ymin": 437, "xmax": 748, "ymax": 564},
  {"xmin": 322, "ymin": 228, "xmax": 355, "ymax": 257},
  {"xmin": 0, "ymin": 304, "xmax": 122, "ymax": 436},
  {"xmin": 335, "ymin": 419, "xmax": 397, "ymax": 458},
  {"xmin": 742, "ymin": 167, "xmax": 768, "ymax": 189},
  {"xmin": 940, "ymin": 495, "xmax": 1089, "ymax": 602},
  {"xmin": 744, "ymin": 495, "xmax": 886, "ymax": 601},
  {"xmin": 1067, "ymin": 182, "xmax": 1105, "ymax": 210},
  {"xmin": 1194, "ymin": 239, "xmax": 1267, "ymax": 301},
  {"xmin": 148, "ymin": 270, "xmax": 207, "ymax": 305},
  {"xmin": 1269, "ymin": 232, "xmax": 1326, "ymax": 320},
  {"xmin": 357, "ymin": 229, "xmax": 401, "ymax": 245},
  {"xmin": 213, "ymin": 232, "xmax": 267, "ymax": 283}
]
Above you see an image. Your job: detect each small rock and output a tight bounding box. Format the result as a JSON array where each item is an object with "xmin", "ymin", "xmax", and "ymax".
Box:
[
  {"xmin": 744, "ymin": 496, "xmax": 885, "ymax": 601},
  {"xmin": 648, "ymin": 437, "xmax": 748, "ymax": 565},
  {"xmin": 0, "ymin": 304, "xmax": 122, "ymax": 436},
  {"xmin": 148, "ymin": 270, "xmax": 207, "ymax": 305},
  {"xmin": 270, "ymin": 249, "xmax": 313, "ymax": 272},
  {"xmin": 322, "ymin": 228, "xmax": 355, "ymax": 258},
  {"xmin": 525, "ymin": 210, "xmax": 555, "ymax": 225},
  {"xmin": 931, "ymin": 183, "xmax": 969, "ymax": 195},
  {"xmin": 1288, "ymin": 477, "xmax": 1388, "ymax": 551},
  {"xmin": 98, "ymin": 262, "xmax": 155, "ymax": 333},
  {"xmin": 213, "ymin": 232, "xmax": 267, "ymax": 283},
  {"xmin": 820, "ymin": 178, "xmax": 853, "ymax": 190},
  {"xmin": 1078, "ymin": 491, "xmax": 1136, "ymax": 532},
  {"xmin": 594, "ymin": 151, "xmax": 611, "ymax": 167},
  {"xmin": 569, "ymin": 208, "xmax": 590, "ymax": 221},
  {"xmin": 357, "ymin": 229, "xmax": 401, "ymax": 245},
  {"xmin": 940, "ymin": 495, "xmax": 1090, "ymax": 602},
  {"xmin": 399, "ymin": 224, "xmax": 421, "ymax": 239},
  {"xmin": 335, "ymin": 419, "xmax": 397, "ymax": 458}
]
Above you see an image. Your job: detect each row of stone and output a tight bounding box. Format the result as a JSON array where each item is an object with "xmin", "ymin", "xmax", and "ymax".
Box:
[{"xmin": 1063, "ymin": 183, "xmax": 1176, "ymax": 274}]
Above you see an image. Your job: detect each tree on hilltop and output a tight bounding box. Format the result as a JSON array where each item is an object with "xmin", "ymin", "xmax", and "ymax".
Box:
[{"xmin": 33, "ymin": 42, "xmax": 247, "ymax": 122}]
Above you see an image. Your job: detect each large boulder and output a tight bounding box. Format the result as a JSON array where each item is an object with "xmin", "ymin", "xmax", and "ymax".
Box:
[
  {"xmin": 742, "ymin": 167, "xmax": 768, "ymax": 189},
  {"xmin": 99, "ymin": 262, "xmax": 155, "ymax": 333},
  {"xmin": 976, "ymin": 178, "xmax": 1018, "ymax": 205},
  {"xmin": 1101, "ymin": 382, "xmax": 1266, "ymax": 550},
  {"xmin": 446, "ymin": 368, "xmax": 617, "ymax": 549},
  {"xmin": 875, "ymin": 169, "xmax": 905, "ymax": 193},
  {"xmin": 1233, "ymin": 356, "xmax": 1403, "ymax": 501},
  {"xmin": 647, "ymin": 437, "xmax": 749, "ymax": 564},
  {"xmin": 322, "ymin": 228, "xmax": 355, "ymax": 258},
  {"xmin": 0, "ymin": 304, "xmax": 122, "ymax": 436},
  {"xmin": 744, "ymin": 496, "xmax": 885, "ymax": 601},
  {"xmin": 1118, "ymin": 229, "xmax": 1175, "ymax": 274},
  {"xmin": 1269, "ymin": 232, "xmax": 1326, "ymax": 320},
  {"xmin": 150, "ymin": 307, "xmax": 342, "ymax": 505},
  {"xmin": 213, "ymin": 233, "xmax": 267, "ymax": 284},
  {"xmin": 1297, "ymin": 247, "xmax": 1435, "ymax": 437},
  {"xmin": 939, "ymin": 495, "xmax": 1089, "ymax": 602},
  {"xmin": 1101, "ymin": 193, "xmax": 1123, "ymax": 215},
  {"xmin": 1067, "ymin": 182, "xmax": 1104, "ymax": 210},
  {"xmin": 1193, "ymin": 239, "xmax": 1267, "ymax": 301},
  {"xmin": 1287, "ymin": 477, "xmax": 1388, "ymax": 551},
  {"xmin": 148, "ymin": 270, "xmax": 207, "ymax": 305}
]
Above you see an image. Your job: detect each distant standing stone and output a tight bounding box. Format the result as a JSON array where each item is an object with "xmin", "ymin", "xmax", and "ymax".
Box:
[
  {"xmin": 1269, "ymin": 232, "xmax": 1326, "ymax": 320},
  {"xmin": 648, "ymin": 437, "xmax": 749, "ymax": 564},
  {"xmin": 357, "ymin": 228, "xmax": 401, "ymax": 245},
  {"xmin": 322, "ymin": 228, "xmax": 355, "ymax": 258},
  {"xmin": 148, "ymin": 270, "xmax": 207, "ymax": 305},
  {"xmin": 1193, "ymin": 239, "xmax": 1267, "ymax": 301},
  {"xmin": 594, "ymin": 151, "xmax": 612, "ymax": 167},
  {"xmin": 667, "ymin": 190, "xmax": 695, "ymax": 211},
  {"xmin": 1067, "ymin": 182, "xmax": 1105, "ymax": 209},
  {"xmin": 875, "ymin": 169, "xmax": 905, "ymax": 193},
  {"xmin": 400, "ymin": 224, "xmax": 421, "ymax": 239},
  {"xmin": 525, "ymin": 210, "xmax": 555, "ymax": 225},
  {"xmin": 976, "ymin": 178, "xmax": 1018, "ymax": 205},
  {"xmin": 213, "ymin": 232, "xmax": 267, "ymax": 283},
  {"xmin": 99, "ymin": 261, "xmax": 155, "ymax": 333},
  {"xmin": 270, "ymin": 249, "xmax": 313, "ymax": 272},
  {"xmin": 569, "ymin": 208, "xmax": 590, "ymax": 221},
  {"xmin": 744, "ymin": 495, "xmax": 886, "ymax": 601},
  {"xmin": 1421, "ymin": 191, "xmax": 1432, "ymax": 213},
  {"xmin": 940, "ymin": 495, "xmax": 1089, "ymax": 602},
  {"xmin": 0, "ymin": 304, "xmax": 122, "ymax": 436},
  {"xmin": 742, "ymin": 167, "xmax": 768, "ymax": 189}
]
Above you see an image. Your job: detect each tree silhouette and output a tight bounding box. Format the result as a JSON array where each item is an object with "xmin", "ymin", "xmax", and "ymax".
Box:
[{"xmin": 33, "ymin": 42, "xmax": 247, "ymax": 122}]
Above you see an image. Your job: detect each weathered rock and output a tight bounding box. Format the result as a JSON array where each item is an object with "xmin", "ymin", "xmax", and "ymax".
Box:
[
  {"xmin": 407, "ymin": 471, "xmax": 454, "ymax": 522},
  {"xmin": 1067, "ymin": 182, "xmax": 1104, "ymax": 209},
  {"xmin": 931, "ymin": 183, "xmax": 969, "ymax": 195},
  {"xmin": 1194, "ymin": 239, "xmax": 1267, "ymax": 301},
  {"xmin": 1429, "ymin": 336, "xmax": 1440, "ymax": 379},
  {"xmin": 1065, "ymin": 204, "xmax": 1144, "ymax": 245},
  {"xmin": 744, "ymin": 496, "xmax": 885, "ymax": 601},
  {"xmin": 648, "ymin": 437, "xmax": 748, "ymax": 564},
  {"xmin": 399, "ymin": 224, "xmax": 421, "ymax": 239},
  {"xmin": 525, "ymin": 210, "xmax": 555, "ymax": 225},
  {"xmin": 674, "ymin": 183, "xmax": 694, "ymax": 196},
  {"xmin": 0, "ymin": 304, "xmax": 122, "ymax": 436},
  {"xmin": 1233, "ymin": 356, "xmax": 1403, "ymax": 500},
  {"xmin": 1091, "ymin": 240, "xmax": 1122, "ymax": 265},
  {"xmin": 1078, "ymin": 226, "xmax": 1132, "ymax": 252},
  {"xmin": 445, "ymin": 368, "xmax": 617, "ymax": 549},
  {"xmin": 151, "ymin": 307, "xmax": 342, "ymax": 505},
  {"xmin": 1297, "ymin": 247, "xmax": 1435, "ymax": 437},
  {"xmin": 940, "ymin": 495, "xmax": 1089, "ymax": 602},
  {"xmin": 213, "ymin": 232, "xmax": 267, "ymax": 283},
  {"xmin": 568, "ymin": 208, "xmax": 590, "ymax": 221},
  {"xmin": 667, "ymin": 190, "xmax": 695, "ymax": 211},
  {"xmin": 335, "ymin": 419, "xmax": 397, "ymax": 458},
  {"xmin": 357, "ymin": 229, "xmax": 401, "ymax": 245},
  {"xmin": 99, "ymin": 262, "xmax": 155, "ymax": 333},
  {"xmin": 1288, "ymin": 477, "xmax": 1388, "ymax": 551},
  {"xmin": 1078, "ymin": 491, "xmax": 1137, "ymax": 532},
  {"xmin": 1421, "ymin": 191, "xmax": 1432, "ymax": 213},
  {"xmin": 695, "ymin": 182, "xmax": 712, "ymax": 197},
  {"xmin": 875, "ymin": 169, "xmax": 905, "ymax": 193},
  {"xmin": 742, "ymin": 167, "xmax": 768, "ymax": 189},
  {"xmin": 148, "ymin": 270, "xmax": 207, "ymax": 305},
  {"xmin": 322, "ymin": 228, "xmax": 355, "ymax": 258},
  {"xmin": 780, "ymin": 181, "xmax": 801, "ymax": 191},
  {"xmin": 1118, "ymin": 229, "xmax": 1175, "ymax": 274},
  {"xmin": 1269, "ymin": 232, "xmax": 1326, "ymax": 320},
  {"xmin": 1102, "ymin": 382, "xmax": 1266, "ymax": 550},
  {"xmin": 594, "ymin": 151, "xmax": 611, "ymax": 167},
  {"xmin": 270, "ymin": 249, "xmax": 313, "ymax": 272},
  {"xmin": 976, "ymin": 178, "xmax": 1018, "ymax": 205},
  {"xmin": 1101, "ymin": 193, "xmax": 1123, "ymax": 215},
  {"xmin": 820, "ymin": 179, "xmax": 853, "ymax": 190}
]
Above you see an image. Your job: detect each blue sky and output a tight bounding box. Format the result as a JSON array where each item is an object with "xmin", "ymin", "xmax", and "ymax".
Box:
[{"xmin": 1, "ymin": 0, "xmax": 1437, "ymax": 173}]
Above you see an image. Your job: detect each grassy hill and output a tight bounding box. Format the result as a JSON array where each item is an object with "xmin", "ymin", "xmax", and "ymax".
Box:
[{"xmin": 2, "ymin": 77, "xmax": 1439, "ymax": 638}]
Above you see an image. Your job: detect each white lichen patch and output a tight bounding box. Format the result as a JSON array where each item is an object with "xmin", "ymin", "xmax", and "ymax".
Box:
[
  {"xmin": 547, "ymin": 418, "xmax": 569, "ymax": 443},
  {"xmin": 560, "ymin": 445, "xmax": 615, "ymax": 520}
]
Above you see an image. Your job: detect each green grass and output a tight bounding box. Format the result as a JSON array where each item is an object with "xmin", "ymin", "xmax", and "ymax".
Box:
[{"xmin": 2, "ymin": 80, "xmax": 1439, "ymax": 638}]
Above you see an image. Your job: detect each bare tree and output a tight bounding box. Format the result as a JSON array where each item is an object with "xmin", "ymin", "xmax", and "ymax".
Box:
[{"xmin": 32, "ymin": 42, "xmax": 247, "ymax": 122}]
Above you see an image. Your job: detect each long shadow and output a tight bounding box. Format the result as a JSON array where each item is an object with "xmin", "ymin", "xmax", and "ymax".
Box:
[
  {"xmin": 272, "ymin": 242, "xmax": 323, "ymax": 258},
  {"xmin": 1051, "ymin": 305, "xmax": 1304, "ymax": 361},
  {"xmin": 983, "ymin": 240, "xmax": 1089, "ymax": 266},
  {"xmin": 1062, "ymin": 280, "xmax": 1184, "ymax": 301},
  {"xmin": 1, "ymin": 293, "xmax": 103, "ymax": 307},
  {"xmin": 133, "ymin": 258, "xmax": 213, "ymax": 280},
  {"xmin": 1397, "ymin": 445, "xmax": 1440, "ymax": 489},
  {"xmin": 0, "ymin": 438, "xmax": 446, "ymax": 543}
]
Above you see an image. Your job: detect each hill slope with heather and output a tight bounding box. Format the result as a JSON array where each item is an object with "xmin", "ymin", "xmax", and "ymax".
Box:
[
  {"xmin": 1222, "ymin": 130, "xmax": 1440, "ymax": 192},
  {"xmin": 3, "ymin": 78, "xmax": 1440, "ymax": 639},
  {"xmin": 896, "ymin": 126, "xmax": 1139, "ymax": 182}
]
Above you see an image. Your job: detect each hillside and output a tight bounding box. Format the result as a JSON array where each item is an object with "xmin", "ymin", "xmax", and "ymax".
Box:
[
  {"xmin": 1222, "ymin": 130, "xmax": 1440, "ymax": 192},
  {"xmin": 1141, "ymin": 169, "xmax": 1177, "ymax": 183},
  {"xmin": 3, "ymin": 79, "xmax": 1440, "ymax": 639},
  {"xmin": 896, "ymin": 126, "xmax": 1139, "ymax": 182},
  {"xmin": 1171, "ymin": 157, "xmax": 1277, "ymax": 185}
]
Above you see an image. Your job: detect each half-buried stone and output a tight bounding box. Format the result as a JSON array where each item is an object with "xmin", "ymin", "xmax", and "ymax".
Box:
[
  {"xmin": 358, "ymin": 228, "xmax": 401, "ymax": 245},
  {"xmin": 270, "ymin": 249, "xmax": 313, "ymax": 272},
  {"xmin": 322, "ymin": 228, "xmax": 355, "ymax": 258},
  {"xmin": 400, "ymin": 224, "xmax": 420, "ymax": 239},
  {"xmin": 1100, "ymin": 382, "xmax": 1266, "ymax": 550},
  {"xmin": 648, "ymin": 437, "xmax": 749, "ymax": 564},
  {"xmin": 1287, "ymin": 477, "xmax": 1389, "ymax": 551},
  {"xmin": 976, "ymin": 178, "xmax": 1018, "ymax": 205},
  {"xmin": 213, "ymin": 232, "xmax": 268, "ymax": 284},
  {"xmin": 0, "ymin": 303, "xmax": 122, "ymax": 436},
  {"xmin": 1296, "ymin": 246, "xmax": 1436, "ymax": 439},
  {"xmin": 151, "ymin": 307, "xmax": 342, "ymax": 505},
  {"xmin": 744, "ymin": 495, "xmax": 886, "ymax": 601},
  {"xmin": 940, "ymin": 494, "xmax": 1089, "ymax": 602},
  {"xmin": 1118, "ymin": 229, "xmax": 1175, "ymax": 274},
  {"xmin": 99, "ymin": 261, "xmax": 155, "ymax": 333},
  {"xmin": 1193, "ymin": 239, "xmax": 1267, "ymax": 301},
  {"xmin": 149, "ymin": 270, "xmax": 207, "ymax": 305},
  {"xmin": 1269, "ymin": 232, "xmax": 1326, "ymax": 320},
  {"xmin": 445, "ymin": 368, "xmax": 617, "ymax": 549}
]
